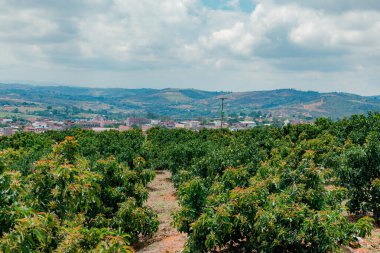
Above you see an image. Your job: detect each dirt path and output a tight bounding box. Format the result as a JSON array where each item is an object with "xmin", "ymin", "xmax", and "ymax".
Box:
[
  {"xmin": 135, "ymin": 170, "xmax": 187, "ymax": 253},
  {"xmin": 352, "ymin": 228, "xmax": 380, "ymax": 253}
]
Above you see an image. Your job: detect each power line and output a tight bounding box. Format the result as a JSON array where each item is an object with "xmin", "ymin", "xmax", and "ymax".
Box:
[{"xmin": 219, "ymin": 97, "xmax": 227, "ymax": 129}]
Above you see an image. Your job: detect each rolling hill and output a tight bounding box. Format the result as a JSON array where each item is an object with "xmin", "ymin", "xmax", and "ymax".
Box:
[{"xmin": 0, "ymin": 83, "xmax": 379, "ymax": 120}]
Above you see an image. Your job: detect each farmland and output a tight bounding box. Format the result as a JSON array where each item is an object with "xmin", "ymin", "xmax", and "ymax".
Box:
[{"xmin": 0, "ymin": 113, "xmax": 380, "ymax": 252}]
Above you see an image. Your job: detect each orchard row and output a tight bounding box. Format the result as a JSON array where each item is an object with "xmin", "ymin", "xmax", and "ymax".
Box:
[{"xmin": 1, "ymin": 113, "xmax": 379, "ymax": 252}]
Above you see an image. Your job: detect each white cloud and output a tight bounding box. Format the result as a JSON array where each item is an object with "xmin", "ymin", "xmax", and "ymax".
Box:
[
  {"xmin": 0, "ymin": 0, "xmax": 379, "ymax": 94},
  {"xmin": 191, "ymin": 21, "xmax": 256, "ymax": 60},
  {"xmin": 289, "ymin": 11, "xmax": 380, "ymax": 51}
]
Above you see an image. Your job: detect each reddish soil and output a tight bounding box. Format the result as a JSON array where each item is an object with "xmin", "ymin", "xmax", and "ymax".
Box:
[
  {"xmin": 353, "ymin": 228, "xmax": 380, "ymax": 253},
  {"xmin": 135, "ymin": 170, "xmax": 187, "ymax": 253},
  {"xmin": 303, "ymin": 98, "xmax": 326, "ymax": 112}
]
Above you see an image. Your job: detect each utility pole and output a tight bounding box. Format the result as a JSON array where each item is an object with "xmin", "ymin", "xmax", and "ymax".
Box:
[{"xmin": 219, "ymin": 97, "xmax": 226, "ymax": 129}]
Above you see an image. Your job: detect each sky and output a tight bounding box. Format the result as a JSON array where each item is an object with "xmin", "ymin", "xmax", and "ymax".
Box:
[{"xmin": 0, "ymin": 0, "xmax": 379, "ymax": 95}]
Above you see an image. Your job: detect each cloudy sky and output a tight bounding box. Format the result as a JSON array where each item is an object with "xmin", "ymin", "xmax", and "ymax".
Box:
[{"xmin": 0, "ymin": 0, "xmax": 379, "ymax": 95}]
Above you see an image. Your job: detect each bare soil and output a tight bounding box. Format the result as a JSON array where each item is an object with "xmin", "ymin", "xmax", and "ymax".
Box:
[
  {"xmin": 135, "ymin": 170, "xmax": 187, "ymax": 253},
  {"xmin": 303, "ymin": 98, "xmax": 326, "ymax": 112},
  {"xmin": 353, "ymin": 227, "xmax": 380, "ymax": 253}
]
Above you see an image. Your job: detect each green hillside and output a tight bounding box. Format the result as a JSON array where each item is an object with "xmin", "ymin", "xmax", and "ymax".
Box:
[{"xmin": 0, "ymin": 84, "xmax": 379, "ymax": 120}]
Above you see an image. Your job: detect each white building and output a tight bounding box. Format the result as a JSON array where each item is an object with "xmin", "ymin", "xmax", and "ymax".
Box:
[
  {"xmin": 2, "ymin": 118, "xmax": 13, "ymax": 124},
  {"xmin": 32, "ymin": 122, "xmax": 49, "ymax": 129},
  {"xmin": 239, "ymin": 121, "xmax": 257, "ymax": 128},
  {"xmin": 183, "ymin": 120, "xmax": 200, "ymax": 129},
  {"xmin": 150, "ymin": 120, "xmax": 160, "ymax": 125}
]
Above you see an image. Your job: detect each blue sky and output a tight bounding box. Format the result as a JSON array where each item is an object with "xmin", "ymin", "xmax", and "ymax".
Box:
[
  {"xmin": 202, "ymin": 0, "xmax": 255, "ymax": 12},
  {"xmin": 0, "ymin": 0, "xmax": 379, "ymax": 95}
]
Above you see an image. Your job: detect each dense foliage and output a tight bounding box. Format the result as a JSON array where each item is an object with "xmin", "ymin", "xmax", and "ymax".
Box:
[
  {"xmin": 147, "ymin": 113, "xmax": 380, "ymax": 252},
  {"xmin": 1, "ymin": 113, "xmax": 379, "ymax": 252},
  {"xmin": 0, "ymin": 130, "xmax": 157, "ymax": 252}
]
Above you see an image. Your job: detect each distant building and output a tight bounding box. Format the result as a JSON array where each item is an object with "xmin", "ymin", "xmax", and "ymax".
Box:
[
  {"xmin": 213, "ymin": 120, "xmax": 229, "ymax": 128},
  {"xmin": 75, "ymin": 121, "xmax": 101, "ymax": 129},
  {"xmin": 150, "ymin": 120, "xmax": 160, "ymax": 125},
  {"xmin": 159, "ymin": 121, "xmax": 176, "ymax": 129},
  {"xmin": 175, "ymin": 123, "xmax": 185, "ymax": 128},
  {"xmin": 92, "ymin": 127, "xmax": 115, "ymax": 132},
  {"xmin": 3, "ymin": 127, "xmax": 14, "ymax": 136},
  {"xmin": 92, "ymin": 115, "xmax": 105, "ymax": 127},
  {"xmin": 32, "ymin": 122, "xmax": 49, "ymax": 129},
  {"xmin": 239, "ymin": 121, "xmax": 257, "ymax": 128},
  {"xmin": 24, "ymin": 126, "xmax": 45, "ymax": 133},
  {"xmin": 200, "ymin": 124, "xmax": 218, "ymax": 129},
  {"xmin": 126, "ymin": 117, "xmax": 150, "ymax": 126},
  {"xmin": 2, "ymin": 118, "xmax": 13, "ymax": 124},
  {"xmin": 214, "ymin": 120, "xmax": 221, "ymax": 126},
  {"xmin": 183, "ymin": 120, "xmax": 200, "ymax": 129}
]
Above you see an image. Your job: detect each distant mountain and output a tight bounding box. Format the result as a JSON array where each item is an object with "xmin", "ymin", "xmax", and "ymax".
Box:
[
  {"xmin": 0, "ymin": 83, "xmax": 379, "ymax": 120},
  {"xmin": 214, "ymin": 89, "xmax": 380, "ymax": 119}
]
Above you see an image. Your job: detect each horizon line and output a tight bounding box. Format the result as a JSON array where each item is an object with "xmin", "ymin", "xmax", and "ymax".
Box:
[{"xmin": 0, "ymin": 82, "xmax": 378, "ymax": 97}]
